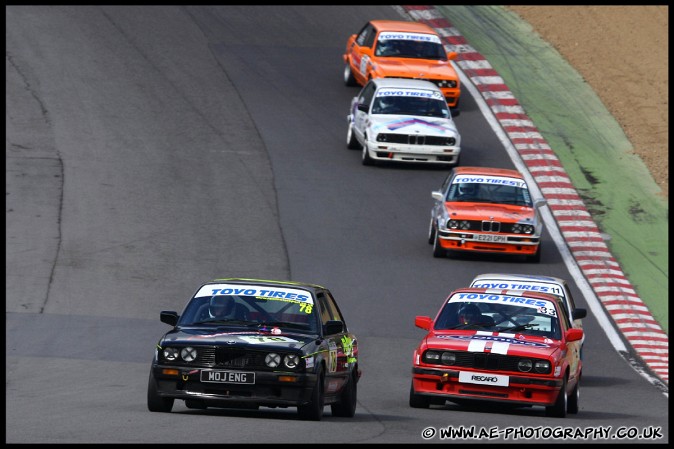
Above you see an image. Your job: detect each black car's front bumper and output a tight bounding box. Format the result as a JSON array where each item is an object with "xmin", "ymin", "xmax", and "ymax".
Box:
[{"xmin": 150, "ymin": 364, "xmax": 317, "ymax": 408}]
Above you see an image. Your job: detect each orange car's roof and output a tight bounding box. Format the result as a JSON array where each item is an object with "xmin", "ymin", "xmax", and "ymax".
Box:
[
  {"xmin": 453, "ymin": 166, "xmax": 524, "ymax": 179},
  {"xmin": 370, "ymin": 20, "xmax": 439, "ymax": 35}
]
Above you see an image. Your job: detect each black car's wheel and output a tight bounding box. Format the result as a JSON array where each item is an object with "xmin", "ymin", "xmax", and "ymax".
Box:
[
  {"xmin": 347, "ymin": 123, "xmax": 361, "ymax": 150},
  {"xmin": 344, "ymin": 61, "xmax": 357, "ymax": 87},
  {"xmin": 567, "ymin": 376, "xmax": 580, "ymax": 414},
  {"xmin": 185, "ymin": 399, "xmax": 207, "ymax": 410},
  {"xmin": 409, "ymin": 381, "xmax": 430, "ymax": 408},
  {"xmin": 545, "ymin": 376, "xmax": 567, "ymax": 418},
  {"xmin": 331, "ymin": 371, "xmax": 358, "ymax": 417},
  {"xmin": 298, "ymin": 367, "xmax": 325, "ymax": 421},
  {"xmin": 432, "ymin": 232, "xmax": 445, "ymax": 258},
  {"xmin": 428, "ymin": 218, "xmax": 436, "ymax": 245},
  {"xmin": 147, "ymin": 370, "xmax": 174, "ymax": 413}
]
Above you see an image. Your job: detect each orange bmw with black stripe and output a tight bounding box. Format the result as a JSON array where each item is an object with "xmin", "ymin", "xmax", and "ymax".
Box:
[{"xmin": 428, "ymin": 167, "xmax": 546, "ymax": 262}]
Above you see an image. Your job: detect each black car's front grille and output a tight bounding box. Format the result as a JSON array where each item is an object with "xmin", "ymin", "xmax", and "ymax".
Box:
[
  {"xmin": 377, "ymin": 133, "xmax": 455, "ymax": 146},
  {"xmin": 215, "ymin": 348, "xmax": 266, "ymax": 368},
  {"xmin": 159, "ymin": 345, "xmax": 290, "ymax": 370}
]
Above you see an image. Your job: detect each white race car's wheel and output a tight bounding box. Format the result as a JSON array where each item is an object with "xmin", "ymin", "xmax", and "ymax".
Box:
[
  {"xmin": 361, "ymin": 143, "xmax": 374, "ymax": 166},
  {"xmin": 347, "ymin": 123, "xmax": 361, "ymax": 150},
  {"xmin": 344, "ymin": 61, "xmax": 357, "ymax": 86}
]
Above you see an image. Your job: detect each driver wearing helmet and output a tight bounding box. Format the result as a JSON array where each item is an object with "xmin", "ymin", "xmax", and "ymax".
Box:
[
  {"xmin": 456, "ymin": 183, "xmax": 477, "ymax": 200},
  {"xmin": 209, "ymin": 295, "xmax": 238, "ymax": 319},
  {"xmin": 457, "ymin": 303, "xmax": 483, "ymax": 325}
]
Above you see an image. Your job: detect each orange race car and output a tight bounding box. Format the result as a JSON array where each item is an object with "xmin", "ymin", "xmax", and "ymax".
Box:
[
  {"xmin": 428, "ymin": 167, "xmax": 547, "ymax": 262},
  {"xmin": 342, "ymin": 20, "xmax": 461, "ymax": 109}
]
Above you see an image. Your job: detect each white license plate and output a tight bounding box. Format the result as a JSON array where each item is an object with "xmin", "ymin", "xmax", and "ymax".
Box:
[
  {"xmin": 201, "ymin": 370, "xmax": 255, "ymax": 384},
  {"xmin": 475, "ymin": 234, "xmax": 507, "ymax": 242},
  {"xmin": 459, "ymin": 371, "xmax": 509, "ymax": 387}
]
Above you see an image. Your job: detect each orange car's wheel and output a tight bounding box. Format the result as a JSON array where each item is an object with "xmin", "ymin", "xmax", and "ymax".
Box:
[
  {"xmin": 428, "ymin": 218, "xmax": 436, "ymax": 244},
  {"xmin": 527, "ymin": 244, "xmax": 542, "ymax": 263},
  {"xmin": 432, "ymin": 232, "xmax": 445, "ymax": 258},
  {"xmin": 343, "ymin": 61, "xmax": 357, "ymax": 87}
]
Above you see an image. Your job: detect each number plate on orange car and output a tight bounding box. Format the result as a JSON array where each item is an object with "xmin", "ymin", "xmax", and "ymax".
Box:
[{"xmin": 475, "ymin": 234, "xmax": 507, "ymax": 242}]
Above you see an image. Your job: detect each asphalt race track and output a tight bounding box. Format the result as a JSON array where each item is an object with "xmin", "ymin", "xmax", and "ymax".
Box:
[{"xmin": 5, "ymin": 5, "xmax": 668, "ymax": 444}]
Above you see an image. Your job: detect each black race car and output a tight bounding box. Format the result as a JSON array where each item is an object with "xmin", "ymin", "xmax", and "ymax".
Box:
[{"xmin": 147, "ymin": 278, "xmax": 360, "ymax": 421}]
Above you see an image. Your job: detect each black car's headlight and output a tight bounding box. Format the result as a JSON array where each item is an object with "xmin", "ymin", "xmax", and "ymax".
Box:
[
  {"xmin": 163, "ymin": 346, "xmax": 198, "ymax": 362},
  {"xmin": 284, "ymin": 354, "xmax": 300, "ymax": 369},
  {"xmin": 163, "ymin": 347, "xmax": 179, "ymax": 361},
  {"xmin": 265, "ymin": 353, "xmax": 281, "ymax": 368},
  {"xmin": 180, "ymin": 347, "xmax": 197, "ymax": 362},
  {"xmin": 265, "ymin": 353, "xmax": 301, "ymax": 369}
]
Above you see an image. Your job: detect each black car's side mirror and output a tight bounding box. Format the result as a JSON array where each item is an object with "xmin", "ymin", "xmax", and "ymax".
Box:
[
  {"xmin": 357, "ymin": 103, "xmax": 369, "ymax": 112},
  {"xmin": 324, "ymin": 320, "xmax": 344, "ymax": 335},
  {"xmin": 160, "ymin": 311, "xmax": 179, "ymax": 327}
]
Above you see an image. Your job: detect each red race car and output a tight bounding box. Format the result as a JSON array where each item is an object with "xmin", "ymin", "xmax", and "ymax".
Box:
[{"xmin": 410, "ymin": 287, "xmax": 583, "ymax": 417}]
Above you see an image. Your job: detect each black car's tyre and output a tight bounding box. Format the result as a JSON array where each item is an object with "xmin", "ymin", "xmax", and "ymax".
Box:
[
  {"xmin": 147, "ymin": 371, "xmax": 174, "ymax": 413},
  {"xmin": 409, "ymin": 381, "xmax": 430, "ymax": 408},
  {"xmin": 347, "ymin": 123, "xmax": 361, "ymax": 150},
  {"xmin": 298, "ymin": 367, "xmax": 325, "ymax": 421},
  {"xmin": 185, "ymin": 399, "xmax": 207, "ymax": 410},
  {"xmin": 331, "ymin": 371, "xmax": 358, "ymax": 417},
  {"xmin": 344, "ymin": 62, "xmax": 357, "ymax": 87},
  {"xmin": 545, "ymin": 376, "xmax": 567, "ymax": 418},
  {"xmin": 567, "ymin": 376, "xmax": 580, "ymax": 414}
]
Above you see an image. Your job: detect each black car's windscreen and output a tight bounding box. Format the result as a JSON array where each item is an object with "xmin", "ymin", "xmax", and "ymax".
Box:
[{"xmin": 177, "ymin": 289, "xmax": 319, "ymax": 334}]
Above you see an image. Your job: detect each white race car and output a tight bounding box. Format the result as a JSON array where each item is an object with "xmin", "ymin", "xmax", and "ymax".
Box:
[
  {"xmin": 346, "ymin": 78, "xmax": 461, "ymax": 167},
  {"xmin": 469, "ymin": 273, "xmax": 588, "ymax": 358}
]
